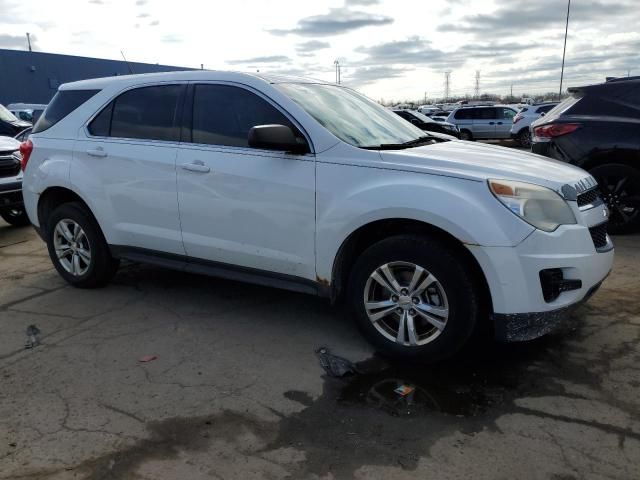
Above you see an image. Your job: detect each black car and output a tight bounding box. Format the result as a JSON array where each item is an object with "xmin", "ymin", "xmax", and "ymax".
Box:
[
  {"xmin": 531, "ymin": 77, "xmax": 640, "ymax": 233},
  {"xmin": 0, "ymin": 104, "xmax": 31, "ymax": 137},
  {"xmin": 393, "ymin": 109, "xmax": 460, "ymax": 138}
]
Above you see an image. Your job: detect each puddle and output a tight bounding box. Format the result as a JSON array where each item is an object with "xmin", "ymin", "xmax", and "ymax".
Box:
[{"xmin": 333, "ymin": 337, "xmax": 557, "ymax": 418}]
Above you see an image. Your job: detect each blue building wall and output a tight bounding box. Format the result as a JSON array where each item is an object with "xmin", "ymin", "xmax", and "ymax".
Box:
[{"xmin": 0, "ymin": 49, "xmax": 191, "ymax": 105}]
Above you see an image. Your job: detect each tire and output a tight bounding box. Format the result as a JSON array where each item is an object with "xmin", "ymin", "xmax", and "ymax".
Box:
[
  {"xmin": 0, "ymin": 207, "xmax": 31, "ymax": 227},
  {"xmin": 590, "ymin": 163, "xmax": 640, "ymax": 234},
  {"xmin": 45, "ymin": 202, "xmax": 119, "ymax": 288},
  {"xmin": 347, "ymin": 235, "xmax": 480, "ymax": 362},
  {"xmin": 517, "ymin": 129, "xmax": 531, "ymax": 148},
  {"xmin": 459, "ymin": 130, "xmax": 473, "ymax": 141}
]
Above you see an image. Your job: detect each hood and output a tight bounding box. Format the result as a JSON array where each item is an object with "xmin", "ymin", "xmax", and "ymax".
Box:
[
  {"xmin": 0, "ymin": 135, "xmax": 20, "ymax": 153},
  {"xmin": 379, "ymin": 140, "xmax": 592, "ymax": 193}
]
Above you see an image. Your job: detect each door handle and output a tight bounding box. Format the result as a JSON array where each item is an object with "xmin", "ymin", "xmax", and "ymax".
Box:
[
  {"xmin": 489, "ymin": 122, "xmax": 495, "ymax": 125},
  {"xmin": 181, "ymin": 160, "xmax": 210, "ymax": 173},
  {"xmin": 497, "ymin": 122, "xmax": 503, "ymax": 125},
  {"xmin": 86, "ymin": 147, "xmax": 107, "ymax": 158}
]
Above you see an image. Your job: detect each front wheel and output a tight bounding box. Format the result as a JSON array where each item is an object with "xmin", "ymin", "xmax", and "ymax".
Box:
[
  {"xmin": 45, "ymin": 202, "xmax": 119, "ymax": 288},
  {"xmin": 348, "ymin": 235, "xmax": 480, "ymax": 361},
  {"xmin": 590, "ymin": 163, "xmax": 640, "ymax": 234},
  {"xmin": 0, "ymin": 207, "xmax": 31, "ymax": 227}
]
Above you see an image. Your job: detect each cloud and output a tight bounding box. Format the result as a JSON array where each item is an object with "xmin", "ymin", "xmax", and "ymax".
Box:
[
  {"xmin": 355, "ymin": 36, "xmax": 461, "ymax": 70},
  {"xmin": 137, "ymin": 12, "xmax": 149, "ymax": 18},
  {"xmin": 348, "ymin": 65, "xmax": 410, "ymax": 87},
  {"xmin": 437, "ymin": 0, "xmax": 636, "ymax": 36},
  {"xmin": 0, "ymin": 32, "xmax": 38, "ymax": 50},
  {"xmin": 88, "ymin": 0, "xmax": 104, "ymax": 4},
  {"xmin": 149, "ymin": 20, "xmax": 159, "ymax": 26},
  {"xmin": 344, "ymin": 0, "xmax": 380, "ymax": 5},
  {"xmin": 162, "ymin": 34, "xmax": 182, "ymax": 43},
  {"xmin": 227, "ymin": 55, "xmax": 291, "ymax": 65},
  {"xmin": 296, "ymin": 40, "xmax": 330, "ymax": 53},
  {"xmin": 135, "ymin": 0, "xmax": 147, "ymax": 4},
  {"xmin": 269, "ymin": 7, "xmax": 393, "ymax": 36}
]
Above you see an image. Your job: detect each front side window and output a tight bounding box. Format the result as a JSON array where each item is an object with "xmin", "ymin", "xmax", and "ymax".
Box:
[
  {"xmin": 275, "ymin": 83, "xmax": 425, "ymax": 148},
  {"xmin": 89, "ymin": 85, "xmax": 183, "ymax": 141},
  {"xmin": 191, "ymin": 84, "xmax": 299, "ymax": 148},
  {"xmin": 500, "ymin": 108, "xmax": 516, "ymax": 120}
]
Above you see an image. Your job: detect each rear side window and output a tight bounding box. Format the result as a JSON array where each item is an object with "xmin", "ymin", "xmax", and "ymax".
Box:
[
  {"xmin": 33, "ymin": 89, "xmax": 99, "ymax": 133},
  {"xmin": 191, "ymin": 84, "xmax": 297, "ymax": 148},
  {"xmin": 499, "ymin": 108, "xmax": 516, "ymax": 120},
  {"xmin": 454, "ymin": 109, "xmax": 474, "ymax": 120},
  {"xmin": 536, "ymin": 105, "xmax": 555, "ymax": 114},
  {"xmin": 89, "ymin": 85, "xmax": 183, "ymax": 141},
  {"xmin": 476, "ymin": 108, "xmax": 497, "ymax": 120}
]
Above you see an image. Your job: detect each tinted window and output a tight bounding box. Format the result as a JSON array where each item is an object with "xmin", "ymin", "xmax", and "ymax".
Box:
[
  {"xmin": 33, "ymin": 90, "xmax": 99, "ymax": 133},
  {"xmin": 192, "ymin": 84, "xmax": 298, "ymax": 147},
  {"xmin": 500, "ymin": 108, "xmax": 516, "ymax": 120},
  {"xmin": 454, "ymin": 109, "xmax": 474, "ymax": 120},
  {"xmin": 536, "ymin": 105, "xmax": 554, "ymax": 114},
  {"xmin": 395, "ymin": 111, "xmax": 412, "ymax": 120},
  {"xmin": 476, "ymin": 108, "xmax": 497, "ymax": 120},
  {"xmin": 109, "ymin": 85, "xmax": 182, "ymax": 141},
  {"xmin": 88, "ymin": 102, "xmax": 113, "ymax": 137}
]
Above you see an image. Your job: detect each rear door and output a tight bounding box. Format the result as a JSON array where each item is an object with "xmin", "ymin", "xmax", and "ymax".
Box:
[
  {"xmin": 72, "ymin": 84, "xmax": 186, "ymax": 255},
  {"xmin": 496, "ymin": 107, "xmax": 517, "ymax": 138},
  {"xmin": 472, "ymin": 108, "xmax": 498, "ymax": 138},
  {"xmin": 175, "ymin": 83, "xmax": 316, "ymax": 279}
]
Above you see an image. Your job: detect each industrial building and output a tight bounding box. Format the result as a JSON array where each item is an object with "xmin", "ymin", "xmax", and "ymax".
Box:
[{"xmin": 0, "ymin": 48, "xmax": 190, "ymax": 105}]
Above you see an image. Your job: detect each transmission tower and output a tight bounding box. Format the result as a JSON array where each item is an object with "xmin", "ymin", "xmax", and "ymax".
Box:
[
  {"xmin": 444, "ymin": 71, "xmax": 451, "ymax": 101},
  {"xmin": 474, "ymin": 70, "xmax": 480, "ymax": 98}
]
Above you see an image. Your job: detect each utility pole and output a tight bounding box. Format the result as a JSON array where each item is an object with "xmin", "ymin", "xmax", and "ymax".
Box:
[
  {"xmin": 510, "ymin": 84, "xmax": 513, "ymax": 98},
  {"xmin": 559, "ymin": 0, "xmax": 571, "ymax": 98},
  {"xmin": 474, "ymin": 70, "xmax": 480, "ymax": 98},
  {"xmin": 444, "ymin": 71, "xmax": 451, "ymax": 102},
  {"xmin": 424, "ymin": 91, "xmax": 427, "ymax": 104},
  {"xmin": 26, "ymin": 32, "xmax": 32, "ymax": 52}
]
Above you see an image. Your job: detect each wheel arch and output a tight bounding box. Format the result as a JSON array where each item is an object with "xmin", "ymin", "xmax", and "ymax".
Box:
[
  {"xmin": 37, "ymin": 186, "xmax": 97, "ymax": 236},
  {"xmin": 329, "ymin": 218, "xmax": 493, "ymax": 317},
  {"xmin": 580, "ymin": 149, "xmax": 640, "ymax": 172}
]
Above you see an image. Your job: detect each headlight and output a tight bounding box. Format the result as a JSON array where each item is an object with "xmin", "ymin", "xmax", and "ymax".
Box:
[{"xmin": 488, "ymin": 179, "xmax": 576, "ymax": 232}]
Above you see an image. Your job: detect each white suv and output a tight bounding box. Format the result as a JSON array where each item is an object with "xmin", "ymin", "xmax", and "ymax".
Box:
[
  {"xmin": 21, "ymin": 71, "xmax": 613, "ymax": 360},
  {"xmin": 510, "ymin": 103, "xmax": 559, "ymax": 147}
]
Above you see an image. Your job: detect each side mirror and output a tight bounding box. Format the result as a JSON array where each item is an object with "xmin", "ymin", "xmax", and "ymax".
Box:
[{"xmin": 248, "ymin": 124, "xmax": 308, "ymax": 154}]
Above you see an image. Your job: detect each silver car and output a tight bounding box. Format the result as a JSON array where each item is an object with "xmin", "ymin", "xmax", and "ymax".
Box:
[{"xmin": 445, "ymin": 105, "xmax": 518, "ymax": 141}]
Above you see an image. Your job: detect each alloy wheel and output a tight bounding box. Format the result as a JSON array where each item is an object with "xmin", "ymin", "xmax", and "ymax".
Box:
[
  {"xmin": 363, "ymin": 261, "xmax": 449, "ymax": 347},
  {"xmin": 53, "ymin": 219, "xmax": 92, "ymax": 276},
  {"xmin": 596, "ymin": 174, "xmax": 639, "ymax": 230}
]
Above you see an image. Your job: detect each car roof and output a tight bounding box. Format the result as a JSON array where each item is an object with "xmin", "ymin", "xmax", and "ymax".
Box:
[
  {"xmin": 569, "ymin": 77, "xmax": 640, "ymax": 96},
  {"xmin": 59, "ymin": 70, "xmax": 331, "ymax": 91}
]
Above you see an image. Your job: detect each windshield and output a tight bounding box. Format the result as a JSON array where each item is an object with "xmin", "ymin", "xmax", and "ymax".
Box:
[
  {"xmin": 0, "ymin": 104, "xmax": 19, "ymax": 123},
  {"xmin": 275, "ymin": 83, "xmax": 426, "ymax": 148}
]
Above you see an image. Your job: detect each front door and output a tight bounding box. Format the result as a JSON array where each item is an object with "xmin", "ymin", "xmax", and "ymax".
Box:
[
  {"xmin": 495, "ymin": 107, "xmax": 516, "ymax": 138},
  {"xmin": 176, "ymin": 83, "xmax": 316, "ymax": 280}
]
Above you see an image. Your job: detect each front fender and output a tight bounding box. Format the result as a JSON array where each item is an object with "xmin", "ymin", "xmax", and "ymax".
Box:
[{"xmin": 315, "ymin": 161, "xmax": 534, "ymax": 281}]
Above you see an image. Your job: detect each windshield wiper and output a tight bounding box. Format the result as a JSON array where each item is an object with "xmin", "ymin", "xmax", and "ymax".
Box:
[{"xmin": 361, "ymin": 135, "xmax": 436, "ymax": 150}]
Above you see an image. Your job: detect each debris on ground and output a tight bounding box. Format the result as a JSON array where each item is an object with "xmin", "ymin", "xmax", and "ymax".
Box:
[
  {"xmin": 394, "ymin": 384, "xmax": 415, "ymax": 397},
  {"xmin": 315, "ymin": 347, "xmax": 356, "ymax": 377},
  {"xmin": 138, "ymin": 355, "xmax": 158, "ymax": 363},
  {"xmin": 24, "ymin": 325, "xmax": 40, "ymax": 349}
]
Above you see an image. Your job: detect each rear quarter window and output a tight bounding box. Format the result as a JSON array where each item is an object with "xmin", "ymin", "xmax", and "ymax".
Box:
[{"xmin": 32, "ymin": 90, "xmax": 100, "ymax": 133}]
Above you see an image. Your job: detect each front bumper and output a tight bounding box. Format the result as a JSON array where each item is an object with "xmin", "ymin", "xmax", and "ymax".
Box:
[
  {"xmin": 0, "ymin": 181, "xmax": 24, "ymax": 210},
  {"xmin": 467, "ymin": 224, "xmax": 613, "ymax": 341},
  {"xmin": 493, "ymin": 280, "xmax": 603, "ymax": 342}
]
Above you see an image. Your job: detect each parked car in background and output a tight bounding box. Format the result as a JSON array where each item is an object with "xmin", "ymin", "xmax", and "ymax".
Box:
[
  {"xmin": 417, "ymin": 105, "xmax": 439, "ymax": 116},
  {"xmin": 22, "ymin": 71, "xmax": 612, "ymax": 361},
  {"xmin": 393, "ymin": 109, "xmax": 460, "ymax": 138},
  {"xmin": 8, "ymin": 103, "xmax": 47, "ymax": 124},
  {"xmin": 14, "ymin": 127, "xmax": 32, "ymax": 143},
  {"xmin": 0, "ymin": 104, "xmax": 31, "ymax": 137},
  {"xmin": 0, "ymin": 135, "xmax": 29, "ymax": 226},
  {"xmin": 531, "ymin": 77, "xmax": 640, "ymax": 233},
  {"xmin": 510, "ymin": 103, "xmax": 558, "ymax": 147},
  {"xmin": 445, "ymin": 105, "xmax": 518, "ymax": 141}
]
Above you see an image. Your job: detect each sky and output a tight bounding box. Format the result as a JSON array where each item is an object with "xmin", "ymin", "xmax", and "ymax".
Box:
[{"xmin": 0, "ymin": 0, "xmax": 638, "ymax": 101}]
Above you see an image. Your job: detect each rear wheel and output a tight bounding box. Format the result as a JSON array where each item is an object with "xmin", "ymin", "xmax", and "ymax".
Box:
[
  {"xmin": 517, "ymin": 129, "xmax": 531, "ymax": 148},
  {"xmin": 45, "ymin": 202, "xmax": 119, "ymax": 288},
  {"xmin": 459, "ymin": 130, "xmax": 473, "ymax": 141},
  {"xmin": 590, "ymin": 163, "xmax": 640, "ymax": 234},
  {"xmin": 0, "ymin": 207, "xmax": 30, "ymax": 227},
  {"xmin": 348, "ymin": 235, "xmax": 480, "ymax": 361}
]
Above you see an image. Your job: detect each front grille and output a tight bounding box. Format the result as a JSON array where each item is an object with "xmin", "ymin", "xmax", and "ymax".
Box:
[
  {"xmin": 0, "ymin": 153, "xmax": 21, "ymax": 178},
  {"xmin": 577, "ymin": 188, "xmax": 600, "ymax": 208},
  {"xmin": 589, "ymin": 222, "xmax": 609, "ymax": 249}
]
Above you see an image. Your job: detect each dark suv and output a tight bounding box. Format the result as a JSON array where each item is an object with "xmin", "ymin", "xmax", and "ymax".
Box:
[{"xmin": 531, "ymin": 77, "xmax": 640, "ymax": 233}]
